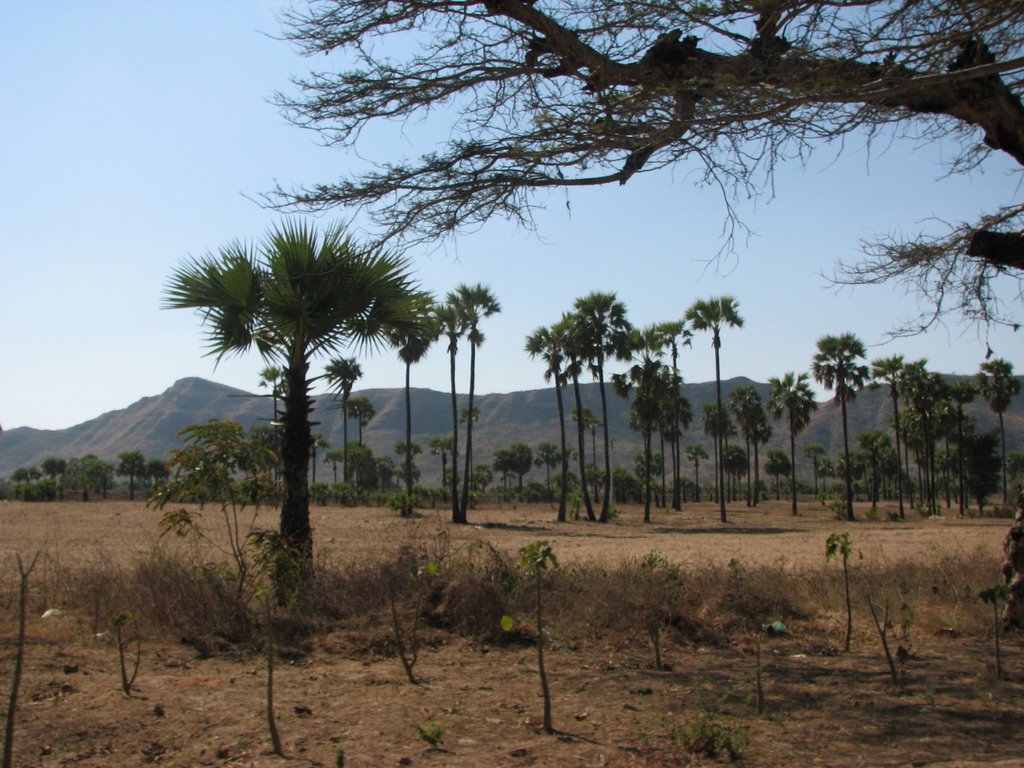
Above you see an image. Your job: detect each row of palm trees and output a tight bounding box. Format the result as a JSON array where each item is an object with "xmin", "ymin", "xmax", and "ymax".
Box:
[{"xmin": 166, "ymin": 222, "xmax": 1019, "ymax": 565}]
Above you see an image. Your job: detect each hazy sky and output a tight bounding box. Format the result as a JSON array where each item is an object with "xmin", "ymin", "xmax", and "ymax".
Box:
[{"xmin": 3, "ymin": 3, "xmax": 1021, "ymax": 432}]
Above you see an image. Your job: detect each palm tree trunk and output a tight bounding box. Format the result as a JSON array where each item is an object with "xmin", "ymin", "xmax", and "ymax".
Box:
[
  {"xmin": 460, "ymin": 343, "xmax": 477, "ymax": 518},
  {"xmin": 556, "ymin": 382, "xmax": 568, "ymax": 523},
  {"xmin": 598, "ymin": 366, "xmax": 610, "ymax": 524},
  {"xmin": 745, "ymin": 434, "xmax": 752, "ymax": 507},
  {"xmin": 571, "ymin": 372, "xmax": 596, "ymax": 521},
  {"xmin": 999, "ymin": 412, "xmax": 1008, "ymax": 503},
  {"xmin": 448, "ymin": 347, "xmax": 462, "ymax": 524},
  {"xmin": 341, "ymin": 397, "xmax": 350, "ymax": 482},
  {"xmin": 713, "ymin": 341, "xmax": 727, "ymax": 523},
  {"xmin": 643, "ymin": 431, "xmax": 652, "ymax": 523},
  {"xmin": 840, "ymin": 396, "xmax": 854, "ymax": 521},
  {"xmin": 403, "ymin": 361, "xmax": 414, "ymax": 516},
  {"xmin": 789, "ymin": 413, "xmax": 799, "ymax": 515},
  {"xmin": 753, "ymin": 440, "xmax": 761, "ymax": 506},
  {"xmin": 281, "ymin": 362, "xmax": 313, "ymax": 560},
  {"xmin": 957, "ymin": 412, "xmax": 967, "ymax": 516},
  {"xmin": 891, "ymin": 394, "xmax": 905, "ymax": 519}
]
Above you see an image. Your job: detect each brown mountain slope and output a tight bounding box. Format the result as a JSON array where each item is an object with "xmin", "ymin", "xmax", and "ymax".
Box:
[{"xmin": 1, "ymin": 375, "xmax": 1020, "ymax": 482}]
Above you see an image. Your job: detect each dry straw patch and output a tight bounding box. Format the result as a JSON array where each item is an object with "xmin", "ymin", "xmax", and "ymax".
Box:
[{"xmin": 1, "ymin": 498, "xmax": 1022, "ymax": 767}]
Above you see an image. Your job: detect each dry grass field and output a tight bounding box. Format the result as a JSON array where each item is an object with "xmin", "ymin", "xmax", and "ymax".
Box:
[{"xmin": 2, "ymin": 497, "xmax": 1023, "ymax": 767}]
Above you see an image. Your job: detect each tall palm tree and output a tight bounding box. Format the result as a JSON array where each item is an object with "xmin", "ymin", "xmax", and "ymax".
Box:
[
  {"xmin": 749, "ymin": 409, "xmax": 772, "ymax": 505},
  {"xmin": 685, "ymin": 296, "xmax": 743, "ymax": 523},
  {"xmin": 768, "ymin": 371, "xmax": 819, "ymax": 515},
  {"xmin": 449, "ymin": 283, "xmax": 501, "ymax": 520},
  {"xmin": 685, "ymin": 444, "xmax": 709, "ymax": 502},
  {"xmin": 164, "ymin": 220, "xmax": 425, "ymax": 560},
  {"xmin": 526, "ymin": 320, "xmax": 571, "ymax": 522},
  {"xmin": 811, "ymin": 333, "xmax": 868, "ymax": 521},
  {"xmin": 389, "ymin": 313, "xmax": 438, "ymax": 516},
  {"xmin": 977, "ymin": 357, "xmax": 1021, "ymax": 503},
  {"xmin": 258, "ymin": 365, "xmax": 284, "ymax": 422},
  {"xmin": 324, "ymin": 356, "xmax": 362, "ymax": 482},
  {"xmin": 613, "ymin": 325, "xmax": 669, "ymax": 522},
  {"xmin": 729, "ymin": 385, "xmax": 764, "ymax": 507},
  {"xmin": 658, "ymin": 320, "xmax": 692, "ymax": 510},
  {"xmin": 428, "ymin": 436, "xmax": 454, "ymax": 497},
  {"xmin": 902, "ymin": 359, "xmax": 947, "ymax": 516},
  {"xmin": 701, "ymin": 402, "xmax": 734, "ymax": 505},
  {"xmin": 803, "ymin": 443, "xmax": 826, "ymax": 495},
  {"xmin": 309, "ymin": 433, "xmax": 329, "ymax": 486},
  {"xmin": 573, "ymin": 292, "xmax": 633, "ymax": 522},
  {"xmin": 562, "ymin": 316, "xmax": 596, "ymax": 521},
  {"xmin": 436, "ymin": 303, "xmax": 465, "ymax": 523},
  {"xmin": 944, "ymin": 380, "xmax": 974, "ymax": 515},
  {"xmin": 347, "ymin": 396, "xmax": 376, "ymax": 445},
  {"xmin": 870, "ymin": 355, "xmax": 907, "ymax": 519}
]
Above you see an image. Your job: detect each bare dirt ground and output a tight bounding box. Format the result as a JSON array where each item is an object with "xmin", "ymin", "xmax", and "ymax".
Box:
[{"xmin": 2, "ymin": 498, "xmax": 1022, "ymax": 767}]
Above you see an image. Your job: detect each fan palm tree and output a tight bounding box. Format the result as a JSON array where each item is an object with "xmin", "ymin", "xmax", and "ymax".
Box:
[
  {"xmin": 164, "ymin": 220, "xmax": 425, "ymax": 560},
  {"xmin": 685, "ymin": 444, "xmax": 709, "ymax": 502},
  {"xmin": 389, "ymin": 313, "xmax": 439, "ymax": 515},
  {"xmin": 573, "ymin": 292, "xmax": 633, "ymax": 522},
  {"xmin": 309, "ymin": 433, "xmax": 329, "ymax": 486},
  {"xmin": 613, "ymin": 325, "xmax": 669, "ymax": 522},
  {"xmin": 948, "ymin": 381, "xmax": 976, "ymax": 516},
  {"xmin": 258, "ymin": 365, "xmax": 284, "ymax": 422},
  {"xmin": 324, "ymin": 357, "xmax": 362, "ymax": 482},
  {"xmin": 749, "ymin": 409, "xmax": 772, "ymax": 505},
  {"xmin": 811, "ymin": 333, "xmax": 868, "ymax": 521},
  {"xmin": 428, "ymin": 436, "xmax": 454, "ymax": 497},
  {"xmin": 347, "ymin": 396, "xmax": 376, "ymax": 446},
  {"xmin": 729, "ymin": 385, "xmax": 764, "ymax": 507},
  {"xmin": 658, "ymin": 320, "xmax": 692, "ymax": 510},
  {"xmin": 685, "ymin": 296, "xmax": 743, "ymax": 522},
  {"xmin": 768, "ymin": 372, "xmax": 819, "ymax": 515},
  {"xmin": 526, "ymin": 320, "xmax": 571, "ymax": 521},
  {"xmin": 449, "ymin": 283, "xmax": 501, "ymax": 520},
  {"xmin": 562, "ymin": 317, "xmax": 596, "ymax": 521},
  {"xmin": 436, "ymin": 303, "xmax": 465, "ymax": 522},
  {"xmin": 902, "ymin": 359, "xmax": 947, "ymax": 516},
  {"xmin": 701, "ymin": 402, "xmax": 735, "ymax": 505},
  {"xmin": 977, "ymin": 358, "xmax": 1021, "ymax": 503},
  {"xmin": 804, "ymin": 443, "xmax": 826, "ymax": 496},
  {"xmin": 870, "ymin": 355, "xmax": 907, "ymax": 518}
]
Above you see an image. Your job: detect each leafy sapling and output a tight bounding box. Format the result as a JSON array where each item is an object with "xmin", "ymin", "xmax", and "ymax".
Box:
[
  {"xmin": 503, "ymin": 540, "xmax": 558, "ymax": 734},
  {"xmin": 826, "ymin": 532, "xmax": 857, "ymax": 652}
]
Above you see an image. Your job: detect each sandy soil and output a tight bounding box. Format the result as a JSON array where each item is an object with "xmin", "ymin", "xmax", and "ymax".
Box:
[{"xmin": 2, "ymin": 498, "xmax": 1022, "ymax": 767}]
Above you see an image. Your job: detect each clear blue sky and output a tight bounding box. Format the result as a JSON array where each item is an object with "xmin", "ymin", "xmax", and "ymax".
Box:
[{"xmin": 2, "ymin": 3, "xmax": 1021, "ymax": 431}]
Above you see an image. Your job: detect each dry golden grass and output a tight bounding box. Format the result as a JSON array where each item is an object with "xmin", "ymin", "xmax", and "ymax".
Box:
[{"xmin": 1, "ymin": 497, "xmax": 1022, "ymax": 767}]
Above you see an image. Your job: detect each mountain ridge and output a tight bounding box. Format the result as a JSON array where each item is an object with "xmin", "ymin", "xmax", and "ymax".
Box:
[{"xmin": 1, "ymin": 374, "xmax": 1020, "ymax": 481}]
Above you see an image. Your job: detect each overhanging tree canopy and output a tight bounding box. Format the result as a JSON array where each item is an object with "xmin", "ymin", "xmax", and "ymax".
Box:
[{"xmin": 274, "ymin": 0, "xmax": 1024, "ymax": 328}]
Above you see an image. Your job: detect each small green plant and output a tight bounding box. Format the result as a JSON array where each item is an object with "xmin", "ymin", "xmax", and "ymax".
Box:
[
  {"xmin": 389, "ymin": 559, "xmax": 440, "ymax": 684},
  {"xmin": 980, "ymin": 584, "xmax": 1012, "ymax": 679},
  {"xmin": 110, "ymin": 610, "xmax": 142, "ymax": 697},
  {"xmin": 826, "ymin": 532, "xmax": 856, "ymax": 652},
  {"xmin": 415, "ymin": 720, "xmax": 445, "ymax": 748},
  {"xmin": 150, "ymin": 421, "xmax": 279, "ymax": 601},
  {"xmin": 4, "ymin": 553, "xmax": 40, "ymax": 768},
  {"xmin": 568, "ymin": 491, "xmax": 581, "ymax": 520},
  {"xmin": 682, "ymin": 713, "xmax": 749, "ymax": 760},
  {"xmin": 503, "ymin": 540, "xmax": 558, "ymax": 734},
  {"xmin": 334, "ymin": 738, "xmax": 345, "ymax": 768}
]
